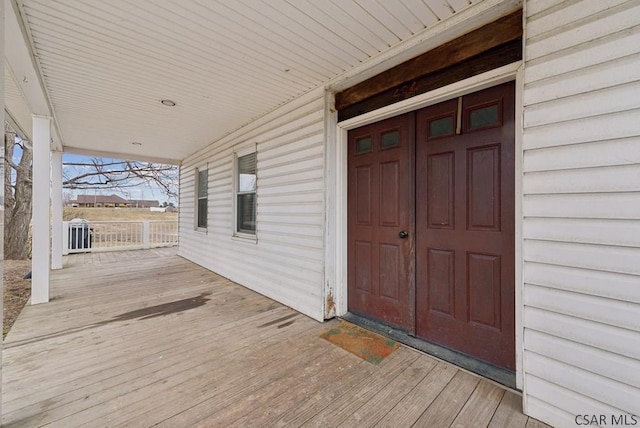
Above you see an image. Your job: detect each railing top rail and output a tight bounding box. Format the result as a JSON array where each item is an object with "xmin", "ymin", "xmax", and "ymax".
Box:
[{"xmin": 65, "ymin": 220, "xmax": 178, "ymax": 224}]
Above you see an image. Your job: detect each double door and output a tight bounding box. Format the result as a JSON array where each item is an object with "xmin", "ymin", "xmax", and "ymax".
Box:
[{"xmin": 347, "ymin": 82, "xmax": 515, "ymax": 370}]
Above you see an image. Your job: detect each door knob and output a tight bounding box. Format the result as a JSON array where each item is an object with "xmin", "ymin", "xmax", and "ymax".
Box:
[{"xmin": 398, "ymin": 231, "xmax": 408, "ymax": 239}]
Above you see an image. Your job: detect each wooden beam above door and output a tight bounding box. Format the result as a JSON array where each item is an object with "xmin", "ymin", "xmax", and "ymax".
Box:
[{"xmin": 335, "ymin": 10, "xmax": 523, "ymax": 112}]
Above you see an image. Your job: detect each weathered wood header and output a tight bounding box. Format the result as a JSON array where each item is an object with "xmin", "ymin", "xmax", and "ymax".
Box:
[{"xmin": 336, "ymin": 10, "xmax": 523, "ymax": 121}]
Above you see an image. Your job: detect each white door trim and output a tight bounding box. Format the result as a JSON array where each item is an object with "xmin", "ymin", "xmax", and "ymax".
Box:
[{"xmin": 327, "ymin": 60, "xmax": 524, "ymax": 389}]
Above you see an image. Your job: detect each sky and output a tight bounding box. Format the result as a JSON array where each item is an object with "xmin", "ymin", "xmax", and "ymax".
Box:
[
  {"xmin": 62, "ymin": 153, "xmax": 179, "ymax": 205},
  {"xmin": 8, "ymin": 137, "xmax": 178, "ymax": 205}
]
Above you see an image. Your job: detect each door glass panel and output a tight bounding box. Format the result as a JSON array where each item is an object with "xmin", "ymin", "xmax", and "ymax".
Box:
[
  {"xmin": 469, "ymin": 104, "xmax": 499, "ymax": 130},
  {"xmin": 356, "ymin": 137, "xmax": 373, "ymax": 154},
  {"xmin": 381, "ymin": 130, "xmax": 400, "ymax": 148},
  {"xmin": 429, "ymin": 116, "xmax": 454, "ymax": 138}
]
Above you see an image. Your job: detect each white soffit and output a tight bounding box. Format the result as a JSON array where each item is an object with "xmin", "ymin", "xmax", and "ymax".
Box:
[
  {"xmin": 4, "ymin": 64, "xmax": 32, "ymax": 139},
  {"xmin": 13, "ymin": 0, "xmax": 500, "ymax": 162}
]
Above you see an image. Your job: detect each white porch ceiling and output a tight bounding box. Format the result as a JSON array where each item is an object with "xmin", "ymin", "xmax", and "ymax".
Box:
[
  {"xmin": 4, "ymin": 65, "xmax": 33, "ymax": 139},
  {"xmin": 8, "ymin": 0, "xmax": 494, "ymax": 163}
]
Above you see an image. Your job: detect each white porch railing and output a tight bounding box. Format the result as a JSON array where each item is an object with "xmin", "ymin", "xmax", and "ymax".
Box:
[{"xmin": 63, "ymin": 220, "xmax": 178, "ymax": 254}]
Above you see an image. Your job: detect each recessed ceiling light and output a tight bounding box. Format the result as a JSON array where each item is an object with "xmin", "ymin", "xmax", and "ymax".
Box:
[{"xmin": 161, "ymin": 99, "xmax": 176, "ymax": 107}]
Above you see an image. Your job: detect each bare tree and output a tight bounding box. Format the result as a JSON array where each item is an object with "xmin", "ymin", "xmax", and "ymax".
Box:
[
  {"xmin": 63, "ymin": 158, "xmax": 178, "ymax": 198},
  {"xmin": 4, "ymin": 126, "xmax": 33, "ymax": 260},
  {"xmin": 4, "ymin": 122, "xmax": 178, "ymax": 260}
]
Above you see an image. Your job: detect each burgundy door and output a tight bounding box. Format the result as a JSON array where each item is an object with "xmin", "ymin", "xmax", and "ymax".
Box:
[
  {"xmin": 415, "ymin": 82, "xmax": 516, "ymax": 370},
  {"xmin": 347, "ymin": 113, "xmax": 412, "ymax": 330}
]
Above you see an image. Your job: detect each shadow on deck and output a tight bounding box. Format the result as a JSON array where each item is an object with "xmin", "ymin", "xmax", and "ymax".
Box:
[{"xmin": 2, "ymin": 248, "xmax": 548, "ymax": 427}]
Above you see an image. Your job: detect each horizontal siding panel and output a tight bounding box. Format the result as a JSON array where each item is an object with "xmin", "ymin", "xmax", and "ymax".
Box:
[
  {"xmin": 257, "ymin": 241, "xmax": 323, "ymax": 262},
  {"xmin": 526, "ymin": 2, "xmax": 640, "ymax": 60},
  {"xmin": 524, "ymin": 307, "xmax": 640, "ymax": 362},
  {"xmin": 526, "ymin": 377, "xmax": 623, "ymax": 424},
  {"xmin": 523, "ymin": 0, "xmax": 561, "ymax": 17},
  {"xmin": 258, "ymin": 141, "xmax": 323, "ymax": 169},
  {"xmin": 524, "ymin": 53, "xmax": 640, "ymax": 105},
  {"xmin": 523, "ymin": 164, "xmax": 640, "ymax": 194},
  {"xmin": 525, "ymin": 25, "xmax": 640, "ymax": 84},
  {"xmin": 182, "ymin": 239, "xmax": 323, "ymax": 283},
  {"xmin": 524, "ymin": 80, "xmax": 640, "ymax": 127},
  {"xmin": 523, "ymin": 217, "xmax": 640, "ymax": 247},
  {"xmin": 258, "ymin": 222, "xmax": 323, "ymax": 238},
  {"xmin": 525, "ymin": 351, "xmax": 640, "ymax": 414},
  {"xmin": 526, "ymin": 0, "xmax": 627, "ymax": 39},
  {"xmin": 524, "ymin": 138, "xmax": 640, "ymax": 172},
  {"xmin": 525, "ymin": 262, "xmax": 640, "ymax": 304},
  {"xmin": 260, "ymin": 191, "xmax": 324, "ymax": 205},
  {"xmin": 524, "ymin": 284, "xmax": 640, "ymax": 331},
  {"xmin": 525, "ymin": 397, "xmax": 574, "ymax": 428},
  {"xmin": 524, "ymin": 240, "xmax": 640, "ymax": 275},
  {"xmin": 258, "ymin": 202, "xmax": 323, "ymax": 214},
  {"xmin": 258, "ymin": 180, "xmax": 324, "ymax": 195},
  {"xmin": 258, "ymin": 214, "xmax": 324, "ymax": 227},
  {"xmin": 254, "ymin": 110, "xmax": 324, "ymax": 145},
  {"xmin": 259, "ymin": 169, "xmax": 324, "ymax": 188},
  {"xmin": 523, "ymin": 108, "xmax": 640, "ymax": 149},
  {"xmin": 257, "ymin": 124, "xmax": 323, "ymax": 155},
  {"xmin": 258, "ymin": 234, "xmax": 322, "ymax": 251},
  {"xmin": 258, "ymin": 157, "xmax": 324, "ymax": 179},
  {"xmin": 526, "ymin": 330, "xmax": 640, "ymax": 389},
  {"xmin": 523, "ymin": 193, "xmax": 640, "ymax": 219}
]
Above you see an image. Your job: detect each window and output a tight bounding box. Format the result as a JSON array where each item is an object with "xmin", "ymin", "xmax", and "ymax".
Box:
[
  {"xmin": 196, "ymin": 167, "xmax": 208, "ymax": 229},
  {"xmin": 380, "ymin": 130, "xmax": 400, "ymax": 148},
  {"xmin": 235, "ymin": 149, "xmax": 257, "ymax": 236}
]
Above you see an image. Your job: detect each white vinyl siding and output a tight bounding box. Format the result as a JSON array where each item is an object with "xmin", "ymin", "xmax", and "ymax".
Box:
[
  {"xmin": 522, "ymin": 1, "xmax": 640, "ymax": 426},
  {"xmin": 179, "ymin": 87, "xmax": 325, "ymax": 321}
]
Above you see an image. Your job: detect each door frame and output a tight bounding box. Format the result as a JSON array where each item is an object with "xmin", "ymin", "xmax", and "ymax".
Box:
[{"xmin": 326, "ymin": 61, "xmax": 525, "ymax": 389}]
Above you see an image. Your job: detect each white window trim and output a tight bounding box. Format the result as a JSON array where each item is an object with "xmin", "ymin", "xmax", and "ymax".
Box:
[
  {"xmin": 195, "ymin": 165, "xmax": 208, "ymax": 232},
  {"xmin": 232, "ymin": 145, "xmax": 258, "ymax": 241}
]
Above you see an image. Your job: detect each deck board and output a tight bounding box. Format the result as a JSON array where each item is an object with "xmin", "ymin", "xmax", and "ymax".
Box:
[{"xmin": 2, "ymin": 248, "xmax": 549, "ymax": 427}]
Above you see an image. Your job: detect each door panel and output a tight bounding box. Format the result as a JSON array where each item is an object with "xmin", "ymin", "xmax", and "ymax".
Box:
[
  {"xmin": 347, "ymin": 113, "xmax": 412, "ymax": 330},
  {"xmin": 415, "ymin": 82, "xmax": 515, "ymax": 370}
]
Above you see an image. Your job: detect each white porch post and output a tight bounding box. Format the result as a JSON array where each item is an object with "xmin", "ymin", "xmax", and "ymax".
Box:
[
  {"xmin": 51, "ymin": 151, "xmax": 63, "ymax": 270},
  {"xmin": 32, "ymin": 115, "xmax": 52, "ymax": 304}
]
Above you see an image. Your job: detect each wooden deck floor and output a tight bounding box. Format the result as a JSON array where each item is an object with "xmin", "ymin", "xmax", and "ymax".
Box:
[{"xmin": 2, "ymin": 249, "xmax": 549, "ymax": 427}]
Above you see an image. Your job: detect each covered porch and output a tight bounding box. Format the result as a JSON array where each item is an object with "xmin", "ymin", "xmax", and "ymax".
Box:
[{"xmin": 2, "ymin": 248, "xmax": 544, "ymax": 427}]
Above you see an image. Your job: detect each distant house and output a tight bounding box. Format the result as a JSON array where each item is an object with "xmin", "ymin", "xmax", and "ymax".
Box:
[
  {"xmin": 69, "ymin": 194, "xmax": 159, "ymax": 208},
  {"xmin": 127, "ymin": 199, "xmax": 160, "ymax": 209}
]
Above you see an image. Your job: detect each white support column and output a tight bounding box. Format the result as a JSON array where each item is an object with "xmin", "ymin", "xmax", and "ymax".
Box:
[
  {"xmin": 32, "ymin": 115, "xmax": 52, "ymax": 304},
  {"xmin": 51, "ymin": 151, "xmax": 63, "ymax": 270}
]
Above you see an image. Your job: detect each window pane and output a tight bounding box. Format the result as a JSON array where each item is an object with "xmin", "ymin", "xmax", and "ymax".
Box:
[
  {"xmin": 469, "ymin": 104, "xmax": 499, "ymax": 129},
  {"xmin": 381, "ymin": 130, "xmax": 399, "ymax": 148},
  {"xmin": 198, "ymin": 170, "xmax": 208, "ymax": 198},
  {"xmin": 237, "ymin": 193, "xmax": 256, "ymax": 234},
  {"xmin": 238, "ymin": 153, "xmax": 257, "ymax": 192},
  {"xmin": 197, "ymin": 198, "xmax": 207, "ymax": 228},
  {"xmin": 356, "ymin": 137, "xmax": 372, "ymax": 154},
  {"xmin": 429, "ymin": 116, "xmax": 454, "ymax": 138}
]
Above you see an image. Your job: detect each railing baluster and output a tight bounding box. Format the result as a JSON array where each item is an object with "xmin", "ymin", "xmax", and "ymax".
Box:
[{"xmin": 64, "ymin": 220, "xmax": 178, "ymax": 253}]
